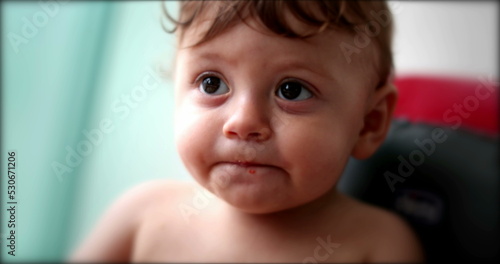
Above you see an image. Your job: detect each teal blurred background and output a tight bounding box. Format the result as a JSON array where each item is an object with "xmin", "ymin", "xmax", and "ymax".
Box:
[
  {"xmin": 2, "ymin": 1, "xmax": 190, "ymax": 261},
  {"xmin": 1, "ymin": 0, "xmax": 497, "ymax": 262}
]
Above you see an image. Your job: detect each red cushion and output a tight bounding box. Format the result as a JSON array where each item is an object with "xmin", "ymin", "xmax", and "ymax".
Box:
[{"xmin": 393, "ymin": 75, "xmax": 499, "ymax": 137}]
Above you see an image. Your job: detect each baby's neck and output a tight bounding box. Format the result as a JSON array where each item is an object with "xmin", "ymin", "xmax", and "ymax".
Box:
[{"xmin": 217, "ymin": 187, "xmax": 344, "ymax": 234}]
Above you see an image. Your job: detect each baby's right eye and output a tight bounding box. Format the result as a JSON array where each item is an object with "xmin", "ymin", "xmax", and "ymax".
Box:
[{"xmin": 199, "ymin": 76, "xmax": 229, "ymax": 95}]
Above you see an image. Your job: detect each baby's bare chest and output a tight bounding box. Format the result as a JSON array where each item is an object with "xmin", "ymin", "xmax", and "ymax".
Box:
[{"xmin": 130, "ymin": 216, "xmax": 367, "ymax": 262}]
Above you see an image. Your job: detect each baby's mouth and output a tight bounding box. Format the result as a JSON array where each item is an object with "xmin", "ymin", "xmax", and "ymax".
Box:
[
  {"xmin": 215, "ymin": 161, "xmax": 282, "ymax": 175},
  {"xmin": 229, "ymin": 161, "xmax": 263, "ymax": 167},
  {"xmin": 212, "ymin": 161, "xmax": 281, "ymax": 178},
  {"xmin": 221, "ymin": 160, "xmax": 279, "ymax": 169}
]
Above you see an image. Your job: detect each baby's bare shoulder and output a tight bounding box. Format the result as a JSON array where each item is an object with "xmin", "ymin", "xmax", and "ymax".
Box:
[
  {"xmin": 70, "ymin": 179, "xmax": 197, "ymax": 262},
  {"xmin": 339, "ymin": 195, "xmax": 425, "ymax": 263},
  {"xmin": 125, "ymin": 179, "xmax": 197, "ymax": 206},
  {"xmin": 126, "ymin": 179, "xmax": 215, "ymax": 230},
  {"xmin": 103, "ymin": 179, "xmax": 195, "ymax": 218}
]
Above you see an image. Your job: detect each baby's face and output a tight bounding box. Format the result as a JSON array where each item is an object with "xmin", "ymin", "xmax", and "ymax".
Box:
[{"xmin": 174, "ymin": 18, "xmax": 375, "ymax": 214}]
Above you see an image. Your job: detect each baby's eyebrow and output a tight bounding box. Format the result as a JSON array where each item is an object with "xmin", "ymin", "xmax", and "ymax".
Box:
[
  {"xmin": 279, "ymin": 60, "xmax": 328, "ymax": 76},
  {"xmin": 185, "ymin": 49, "xmax": 340, "ymax": 88},
  {"xmin": 277, "ymin": 60, "xmax": 340, "ymax": 86},
  {"xmin": 187, "ymin": 49, "xmax": 235, "ymax": 67}
]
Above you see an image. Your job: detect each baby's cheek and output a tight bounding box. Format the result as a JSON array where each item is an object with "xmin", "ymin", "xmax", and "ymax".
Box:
[
  {"xmin": 174, "ymin": 111, "xmax": 208, "ymax": 171},
  {"xmin": 175, "ymin": 101, "xmax": 205, "ymax": 145},
  {"xmin": 284, "ymin": 125, "xmax": 351, "ymax": 186},
  {"xmin": 175, "ymin": 106, "xmax": 224, "ymax": 184}
]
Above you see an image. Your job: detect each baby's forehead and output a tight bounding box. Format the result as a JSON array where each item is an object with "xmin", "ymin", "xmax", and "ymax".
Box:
[
  {"xmin": 177, "ymin": 23, "xmax": 380, "ymax": 96},
  {"xmin": 180, "ymin": 19, "xmax": 380, "ymax": 86},
  {"xmin": 172, "ymin": 1, "xmax": 392, "ymax": 88}
]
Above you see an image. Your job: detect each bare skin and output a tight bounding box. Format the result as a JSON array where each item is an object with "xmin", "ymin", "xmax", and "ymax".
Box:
[
  {"xmin": 71, "ymin": 180, "xmax": 423, "ymax": 262},
  {"xmin": 71, "ymin": 7, "xmax": 424, "ymax": 263}
]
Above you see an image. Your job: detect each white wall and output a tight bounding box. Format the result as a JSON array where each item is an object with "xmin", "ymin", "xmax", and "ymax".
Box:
[{"xmin": 391, "ymin": 1, "xmax": 498, "ymax": 79}]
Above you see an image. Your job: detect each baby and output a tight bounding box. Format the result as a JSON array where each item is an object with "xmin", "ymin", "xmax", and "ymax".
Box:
[{"xmin": 71, "ymin": 0, "xmax": 424, "ymax": 262}]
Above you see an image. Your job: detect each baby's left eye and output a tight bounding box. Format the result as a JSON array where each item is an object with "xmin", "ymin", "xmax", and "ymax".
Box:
[{"xmin": 276, "ymin": 81, "xmax": 312, "ymax": 101}]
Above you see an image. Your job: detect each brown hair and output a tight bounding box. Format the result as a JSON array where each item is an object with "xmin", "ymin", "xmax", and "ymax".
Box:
[{"xmin": 163, "ymin": 0, "xmax": 393, "ymax": 85}]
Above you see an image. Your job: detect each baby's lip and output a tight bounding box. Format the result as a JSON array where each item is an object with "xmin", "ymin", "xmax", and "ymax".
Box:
[{"xmin": 221, "ymin": 161, "xmax": 276, "ymax": 168}]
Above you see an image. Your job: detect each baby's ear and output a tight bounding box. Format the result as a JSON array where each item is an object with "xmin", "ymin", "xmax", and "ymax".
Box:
[{"xmin": 351, "ymin": 81, "xmax": 398, "ymax": 159}]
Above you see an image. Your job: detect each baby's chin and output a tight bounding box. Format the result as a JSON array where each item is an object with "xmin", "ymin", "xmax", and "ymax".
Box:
[
  {"xmin": 204, "ymin": 181, "xmax": 327, "ymax": 216},
  {"xmin": 193, "ymin": 163, "xmax": 339, "ymax": 215},
  {"xmin": 212, "ymin": 188, "xmax": 336, "ymax": 217},
  {"xmin": 201, "ymin": 164, "xmax": 297, "ymax": 214},
  {"xmin": 215, "ymin": 189, "xmax": 293, "ymax": 215}
]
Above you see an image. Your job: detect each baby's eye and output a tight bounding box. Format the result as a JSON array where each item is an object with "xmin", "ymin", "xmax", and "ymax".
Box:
[
  {"xmin": 199, "ymin": 76, "xmax": 229, "ymax": 95},
  {"xmin": 276, "ymin": 81, "xmax": 312, "ymax": 101}
]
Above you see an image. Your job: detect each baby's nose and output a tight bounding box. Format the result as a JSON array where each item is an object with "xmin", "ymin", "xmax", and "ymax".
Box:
[{"xmin": 222, "ymin": 98, "xmax": 272, "ymax": 142}]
